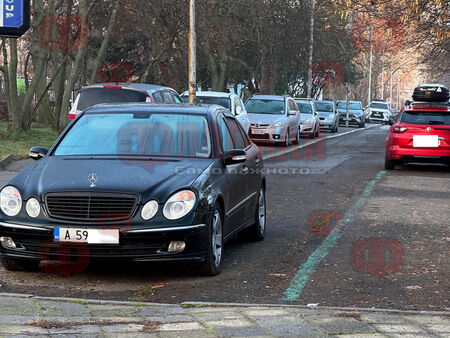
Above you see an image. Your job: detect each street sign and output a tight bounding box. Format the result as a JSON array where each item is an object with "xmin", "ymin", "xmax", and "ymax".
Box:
[{"xmin": 0, "ymin": 0, "xmax": 30, "ymax": 38}]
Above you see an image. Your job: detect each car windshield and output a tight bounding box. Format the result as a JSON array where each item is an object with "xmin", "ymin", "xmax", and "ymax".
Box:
[
  {"xmin": 370, "ymin": 102, "xmax": 389, "ymax": 110},
  {"xmin": 401, "ymin": 111, "xmax": 450, "ymax": 125},
  {"xmin": 296, "ymin": 102, "xmax": 313, "ymax": 114},
  {"xmin": 315, "ymin": 102, "xmax": 334, "ymax": 112},
  {"xmin": 54, "ymin": 113, "xmax": 212, "ymax": 158},
  {"xmin": 77, "ymin": 88, "xmax": 148, "ymax": 111},
  {"xmin": 193, "ymin": 96, "xmax": 231, "ymax": 109},
  {"xmin": 245, "ymin": 99, "xmax": 285, "ymax": 115},
  {"xmin": 338, "ymin": 102, "xmax": 362, "ymax": 110}
]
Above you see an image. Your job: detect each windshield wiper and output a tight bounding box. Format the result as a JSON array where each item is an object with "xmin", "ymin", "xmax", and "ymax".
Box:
[{"xmin": 428, "ymin": 120, "xmax": 444, "ymax": 125}]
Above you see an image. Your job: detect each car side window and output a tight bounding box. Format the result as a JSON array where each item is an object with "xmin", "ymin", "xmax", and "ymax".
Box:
[
  {"xmin": 219, "ymin": 117, "xmax": 235, "ymax": 152},
  {"xmin": 225, "ymin": 117, "xmax": 247, "ymax": 150},
  {"xmin": 153, "ymin": 91, "xmax": 164, "ymax": 103},
  {"xmin": 172, "ymin": 92, "xmax": 183, "ymax": 103},
  {"xmin": 163, "ymin": 91, "xmax": 175, "ymax": 103}
]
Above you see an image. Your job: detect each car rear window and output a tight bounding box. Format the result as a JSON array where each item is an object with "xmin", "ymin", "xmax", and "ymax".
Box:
[
  {"xmin": 401, "ymin": 111, "xmax": 450, "ymax": 125},
  {"xmin": 77, "ymin": 88, "xmax": 148, "ymax": 111},
  {"xmin": 338, "ymin": 102, "xmax": 362, "ymax": 110}
]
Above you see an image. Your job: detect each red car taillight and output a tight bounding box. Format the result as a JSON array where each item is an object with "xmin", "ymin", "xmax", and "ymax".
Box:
[{"xmin": 392, "ymin": 126, "xmax": 408, "ymax": 133}]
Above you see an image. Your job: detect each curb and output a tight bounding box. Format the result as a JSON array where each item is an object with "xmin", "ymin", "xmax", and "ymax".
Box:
[
  {"xmin": 0, "ymin": 293, "xmax": 448, "ymax": 316},
  {"xmin": 0, "ymin": 154, "xmax": 14, "ymax": 169}
]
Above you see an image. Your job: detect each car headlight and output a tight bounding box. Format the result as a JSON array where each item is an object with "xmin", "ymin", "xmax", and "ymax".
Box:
[
  {"xmin": 26, "ymin": 198, "xmax": 41, "ymax": 218},
  {"xmin": 141, "ymin": 200, "xmax": 159, "ymax": 220},
  {"xmin": 272, "ymin": 122, "xmax": 286, "ymax": 127},
  {"xmin": 0, "ymin": 186, "xmax": 22, "ymax": 217},
  {"xmin": 163, "ymin": 190, "xmax": 196, "ymax": 220}
]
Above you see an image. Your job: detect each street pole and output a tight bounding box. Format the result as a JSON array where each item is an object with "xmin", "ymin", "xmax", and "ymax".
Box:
[
  {"xmin": 345, "ymin": 83, "xmax": 351, "ymax": 128},
  {"xmin": 397, "ymin": 74, "xmax": 400, "ymax": 109},
  {"xmin": 389, "ymin": 61, "xmax": 393, "ymax": 106},
  {"xmin": 188, "ymin": 0, "xmax": 197, "ymax": 103},
  {"xmin": 367, "ymin": 26, "xmax": 373, "ymax": 105},
  {"xmin": 306, "ymin": 0, "xmax": 316, "ymax": 98},
  {"xmin": 381, "ymin": 62, "xmax": 384, "ymax": 101}
]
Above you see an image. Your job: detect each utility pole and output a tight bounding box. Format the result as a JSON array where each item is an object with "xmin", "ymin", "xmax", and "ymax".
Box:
[
  {"xmin": 345, "ymin": 83, "xmax": 351, "ymax": 128},
  {"xmin": 397, "ymin": 73, "xmax": 400, "ymax": 109},
  {"xmin": 306, "ymin": 0, "xmax": 316, "ymax": 98},
  {"xmin": 381, "ymin": 62, "xmax": 384, "ymax": 100},
  {"xmin": 367, "ymin": 26, "xmax": 373, "ymax": 105},
  {"xmin": 188, "ymin": 0, "xmax": 197, "ymax": 103},
  {"xmin": 389, "ymin": 60, "xmax": 393, "ymax": 106}
]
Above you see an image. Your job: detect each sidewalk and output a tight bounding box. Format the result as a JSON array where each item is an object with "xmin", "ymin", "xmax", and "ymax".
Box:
[{"xmin": 0, "ymin": 294, "xmax": 448, "ymax": 337}]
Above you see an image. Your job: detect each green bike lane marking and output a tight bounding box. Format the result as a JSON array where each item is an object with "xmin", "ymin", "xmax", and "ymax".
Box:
[{"xmin": 282, "ymin": 170, "xmax": 386, "ymax": 301}]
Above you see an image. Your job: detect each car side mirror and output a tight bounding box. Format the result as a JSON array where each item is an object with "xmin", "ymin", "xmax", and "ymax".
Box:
[
  {"xmin": 29, "ymin": 146, "xmax": 49, "ymax": 160},
  {"xmin": 236, "ymin": 105, "xmax": 242, "ymax": 115},
  {"xmin": 223, "ymin": 149, "xmax": 247, "ymax": 165},
  {"xmin": 288, "ymin": 110, "xmax": 297, "ymax": 116}
]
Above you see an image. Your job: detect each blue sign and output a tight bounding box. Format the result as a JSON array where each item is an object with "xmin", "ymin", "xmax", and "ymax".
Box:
[{"xmin": 0, "ymin": 0, "xmax": 30, "ymax": 37}]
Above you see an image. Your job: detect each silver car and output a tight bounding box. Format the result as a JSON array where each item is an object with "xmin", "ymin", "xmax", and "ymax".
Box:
[
  {"xmin": 245, "ymin": 95, "xmax": 301, "ymax": 146},
  {"xmin": 295, "ymin": 99, "xmax": 320, "ymax": 138},
  {"xmin": 314, "ymin": 100, "xmax": 339, "ymax": 133}
]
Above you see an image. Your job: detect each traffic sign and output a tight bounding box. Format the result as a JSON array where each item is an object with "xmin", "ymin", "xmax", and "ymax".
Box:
[{"xmin": 0, "ymin": 0, "xmax": 30, "ymax": 38}]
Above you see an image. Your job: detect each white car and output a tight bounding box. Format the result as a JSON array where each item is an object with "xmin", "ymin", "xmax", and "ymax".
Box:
[
  {"xmin": 181, "ymin": 91, "xmax": 251, "ymax": 134},
  {"xmin": 365, "ymin": 100, "xmax": 392, "ymax": 124}
]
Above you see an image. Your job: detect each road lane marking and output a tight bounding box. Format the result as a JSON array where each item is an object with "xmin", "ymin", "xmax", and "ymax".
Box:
[
  {"xmin": 282, "ymin": 170, "xmax": 386, "ymax": 302},
  {"xmin": 262, "ymin": 125, "xmax": 378, "ymax": 161}
]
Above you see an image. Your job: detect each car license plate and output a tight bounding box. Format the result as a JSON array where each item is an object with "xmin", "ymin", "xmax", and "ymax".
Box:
[
  {"xmin": 54, "ymin": 228, "xmax": 119, "ymax": 244},
  {"xmin": 252, "ymin": 129, "xmax": 265, "ymax": 135},
  {"xmin": 413, "ymin": 135, "xmax": 439, "ymax": 148}
]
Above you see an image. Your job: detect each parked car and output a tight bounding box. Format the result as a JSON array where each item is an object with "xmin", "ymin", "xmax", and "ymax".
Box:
[
  {"xmin": 0, "ymin": 104, "xmax": 266, "ymax": 276},
  {"xmin": 390, "ymin": 108, "xmax": 400, "ymax": 121},
  {"xmin": 180, "ymin": 91, "xmax": 251, "ymax": 134},
  {"xmin": 68, "ymin": 83, "xmax": 183, "ymax": 120},
  {"xmin": 366, "ymin": 100, "xmax": 391, "ymax": 124},
  {"xmin": 295, "ymin": 98, "xmax": 320, "ymax": 138},
  {"xmin": 385, "ymin": 101, "xmax": 450, "ymax": 169},
  {"xmin": 245, "ymin": 95, "xmax": 301, "ymax": 146},
  {"xmin": 314, "ymin": 100, "xmax": 339, "ymax": 133},
  {"xmin": 337, "ymin": 101, "xmax": 365, "ymax": 128}
]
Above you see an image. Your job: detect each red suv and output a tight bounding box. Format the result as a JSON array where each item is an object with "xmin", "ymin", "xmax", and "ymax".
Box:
[{"xmin": 385, "ymin": 101, "xmax": 450, "ymax": 169}]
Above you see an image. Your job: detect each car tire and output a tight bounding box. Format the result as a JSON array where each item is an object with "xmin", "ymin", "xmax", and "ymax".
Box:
[
  {"xmin": 283, "ymin": 131, "xmax": 290, "ymax": 147},
  {"xmin": 243, "ymin": 187, "xmax": 266, "ymax": 242},
  {"xmin": 385, "ymin": 157, "xmax": 397, "ymax": 170},
  {"xmin": 359, "ymin": 122, "xmax": 365, "ymax": 128},
  {"xmin": 0, "ymin": 257, "xmax": 37, "ymax": 271},
  {"xmin": 199, "ymin": 204, "xmax": 223, "ymax": 276}
]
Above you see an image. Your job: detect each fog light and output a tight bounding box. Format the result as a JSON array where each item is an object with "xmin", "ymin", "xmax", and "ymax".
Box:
[
  {"xmin": 273, "ymin": 135, "xmax": 280, "ymax": 140},
  {"xmin": 0, "ymin": 237, "xmax": 16, "ymax": 249},
  {"xmin": 168, "ymin": 241, "xmax": 186, "ymax": 253}
]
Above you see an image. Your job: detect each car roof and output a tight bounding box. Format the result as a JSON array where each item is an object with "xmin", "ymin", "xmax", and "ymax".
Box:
[
  {"xmin": 181, "ymin": 91, "xmax": 234, "ymax": 98},
  {"xmin": 84, "ymin": 103, "xmax": 232, "ymax": 117},
  {"xmin": 82, "ymin": 83, "xmax": 177, "ymax": 94},
  {"xmin": 249, "ymin": 95, "xmax": 287, "ymax": 101},
  {"xmin": 315, "ymin": 100, "xmax": 334, "ymax": 103},
  {"xmin": 404, "ymin": 102, "xmax": 450, "ymax": 112}
]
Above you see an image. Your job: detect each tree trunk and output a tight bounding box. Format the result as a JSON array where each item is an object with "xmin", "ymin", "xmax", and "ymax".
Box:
[
  {"xmin": 8, "ymin": 39, "xmax": 21, "ymax": 132},
  {"xmin": 90, "ymin": 0, "xmax": 121, "ymax": 84}
]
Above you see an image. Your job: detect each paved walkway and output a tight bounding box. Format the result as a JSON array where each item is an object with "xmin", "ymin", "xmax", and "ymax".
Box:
[
  {"xmin": 0, "ymin": 294, "xmax": 448, "ymax": 337},
  {"xmin": 0, "ymin": 159, "xmax": 33, "ymax": 187}
]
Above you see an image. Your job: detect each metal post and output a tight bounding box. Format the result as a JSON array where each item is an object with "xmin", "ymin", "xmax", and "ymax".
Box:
[
  {"xmin": 306, "ymin": 0, "xmax": 316, "ymax": 98},
  {"xmin": 345, "ymin": 83, "xmax": 350, "ymax": 128},
  {"xmin": 188, "ymin": 0, "xmax": 197, "ymax": 103},
  {"xmin": 367, "ymin": 27, "xmax": 373, "ymax": 105}
]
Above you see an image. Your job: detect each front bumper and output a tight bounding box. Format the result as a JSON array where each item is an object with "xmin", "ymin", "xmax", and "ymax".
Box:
[
  {"xmin": 250, "ymin": 126, "xmax": 287, "ymax": 143},
  {"xmin": 319, "ymin": 120, "xmax": 335, "ymax": 129},
  {"xmin": 339, "ymin": 115, "xmax": 363, "ymax": 125},
  {"xmin": 0, "ymin": 221, "xmax": 209, "ymax": 263}
]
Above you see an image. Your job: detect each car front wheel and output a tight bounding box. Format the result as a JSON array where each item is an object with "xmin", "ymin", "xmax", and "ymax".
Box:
[
  {"xmin": 0, "ymin": 257, "xmax": 37, "ymax": 271},
  {"xmin": 200, "ymin": 204, "xmax": 223, "ymax": 276}
]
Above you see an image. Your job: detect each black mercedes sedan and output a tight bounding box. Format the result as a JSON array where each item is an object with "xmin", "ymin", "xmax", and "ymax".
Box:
[{"xmin": 0, "ymin": 104, "xmax": 266, "ymax": 276}]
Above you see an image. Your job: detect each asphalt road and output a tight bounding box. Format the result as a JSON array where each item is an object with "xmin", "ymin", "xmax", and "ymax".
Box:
[{"xmin": 0, "ymin": 125, "xmax": 448, "ymax": 311}]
